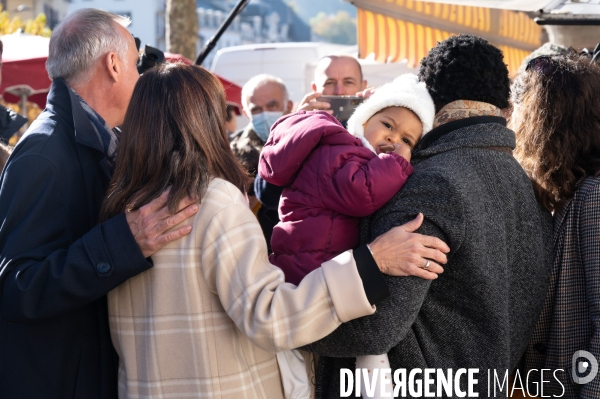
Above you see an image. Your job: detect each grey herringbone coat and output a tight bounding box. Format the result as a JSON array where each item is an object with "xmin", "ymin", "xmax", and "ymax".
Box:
[{"xmin": 303, "ymin": 117, "xmax": 554, "ymax": 398}]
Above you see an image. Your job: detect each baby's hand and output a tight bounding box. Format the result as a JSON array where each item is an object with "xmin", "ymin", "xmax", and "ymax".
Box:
[{"xmin": 392, "ymin": 143, "xmax": 412, "ymax": 162}]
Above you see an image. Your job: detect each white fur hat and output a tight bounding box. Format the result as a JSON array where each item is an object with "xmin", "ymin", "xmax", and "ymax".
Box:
[{"xmin": 347, "ymin": 73, "xmax": 435, "ymax": 153}]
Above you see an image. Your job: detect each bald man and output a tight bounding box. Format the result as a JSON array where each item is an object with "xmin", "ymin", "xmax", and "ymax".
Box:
[{"xmin": 297, "ymin": 55, "xmax": 368, "ymax": 112}]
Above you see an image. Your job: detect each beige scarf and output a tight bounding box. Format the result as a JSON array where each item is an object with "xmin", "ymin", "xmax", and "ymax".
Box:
[{"xmin": 433, "ymin": 100, "xmax": 504, "ymax": 129}]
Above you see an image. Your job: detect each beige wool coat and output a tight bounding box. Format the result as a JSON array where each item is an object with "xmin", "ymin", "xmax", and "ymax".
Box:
[{"xmin": 108, "ymin": 178, "xmax": 375, "ymax": 399}]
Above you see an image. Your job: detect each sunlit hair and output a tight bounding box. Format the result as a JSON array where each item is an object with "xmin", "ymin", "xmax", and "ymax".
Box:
[
  {"xmin": 100, "ymin": 63, "xmax": 250, "ymax": 220},
  {"xmin": 510, "ymin": 52, "xmax": 600, "ymax": 212},
  {"xmin": 47, "ymin": 8, "xmax": 131, "ymax": 86},
  {"xmin": 418, "ymin": 34, "xmax": 510, "ymax": 109},
  {"xmin": 241, "ymin": 74, "xmax": 288, "ymax": 113}
]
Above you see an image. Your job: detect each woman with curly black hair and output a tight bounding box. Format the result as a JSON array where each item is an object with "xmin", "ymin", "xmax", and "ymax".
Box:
[
  {"xmin": 418, "ymin": 34, "xmax": 510, "ymax": 111},
  {"xmin": 306, "ymin": 35, "xmax": 552, "ymax": 398},
  {"xmin": 515, "ymin": 52, "xmax": 600, "ymax": 398}
]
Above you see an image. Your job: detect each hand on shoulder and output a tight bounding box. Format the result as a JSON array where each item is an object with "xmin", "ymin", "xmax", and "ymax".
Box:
[
  {"xmin": 368, "ymin": 213, "xmax": 449, "ymax": 280},
  {"xmin": 125, "ymin": 189, "xmax": 198, "ymax": 258}
]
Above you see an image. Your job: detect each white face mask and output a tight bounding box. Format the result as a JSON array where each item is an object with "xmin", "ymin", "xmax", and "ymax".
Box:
[{"xmin": 251, "ymin": 111, "xmax": 284, "ymax": 142}]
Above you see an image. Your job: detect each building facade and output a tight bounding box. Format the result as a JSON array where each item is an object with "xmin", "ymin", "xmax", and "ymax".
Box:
[
  {"xmin": 5, "ymin": 0, "xmax": 69, "ymax": 28},
  {"xmin": 5, "ymin": 0, "xmax": 308, "ymax": 63},
  {"xmin": 67, "ymin": 0, "xmax": 166, "ymax": 50},
  {"xmin": 197, "ymin": 0, "xmax": 310, "ymax": 67}
]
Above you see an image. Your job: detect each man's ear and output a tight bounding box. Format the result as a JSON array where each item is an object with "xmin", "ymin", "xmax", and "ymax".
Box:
[
  {"xmin": 285, "ymin": 100, "xmax": 293, "ymax": 114},
  {"xmin": 311, "ymin": 81, "xmax": 317, "ymax": 93},
  {"xmin": 361, "ymin": 79, "xmax": 368, "ymax": 91},
  {"xmin": 105, "ymin": 52, "xmax": 120, "ymax": 82}
]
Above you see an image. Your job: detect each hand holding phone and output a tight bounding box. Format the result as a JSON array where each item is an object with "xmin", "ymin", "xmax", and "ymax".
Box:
[{"xmin": 319, "ymin": 96, "xmax": 364, "ymax": 124}]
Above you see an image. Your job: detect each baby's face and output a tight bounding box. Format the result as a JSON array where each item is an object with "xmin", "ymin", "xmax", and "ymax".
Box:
[{"xmin": 363, "ymin": 107, "xmax": 422, "ymax": 161}]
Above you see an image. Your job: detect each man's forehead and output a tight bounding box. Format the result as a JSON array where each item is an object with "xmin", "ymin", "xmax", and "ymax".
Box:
[
  {"xmin": 316, "ymin": 57, "xmax": 361, "ymax": 80},
  {"xmin": 249, "ymin": 82, "xmax": 284, "ymax": 103}
]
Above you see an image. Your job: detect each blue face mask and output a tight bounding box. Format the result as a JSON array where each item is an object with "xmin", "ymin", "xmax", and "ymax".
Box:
[{"xmin": 251, "ymin": 111, "xmax": 283, "ymax": 142}]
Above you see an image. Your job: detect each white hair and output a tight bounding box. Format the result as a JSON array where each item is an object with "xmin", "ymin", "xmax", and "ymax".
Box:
[
  {"xmin": 241, "ymin": 74, "xmax": 289, "ymax": 112},
  {"xmin": 46, "ymin": 8, "xmax": 132, "ymax": 86}
]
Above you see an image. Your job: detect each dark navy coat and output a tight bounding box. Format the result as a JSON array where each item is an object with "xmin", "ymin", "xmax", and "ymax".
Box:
[{"xmin": 0, "ymin": 78, "xmax": 151, "ymax": 398}]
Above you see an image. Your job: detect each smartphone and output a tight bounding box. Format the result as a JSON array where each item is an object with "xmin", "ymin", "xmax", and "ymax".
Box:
[{"xmin": 319, "ymin": 96, "xmax": 364, "ymax": 125}]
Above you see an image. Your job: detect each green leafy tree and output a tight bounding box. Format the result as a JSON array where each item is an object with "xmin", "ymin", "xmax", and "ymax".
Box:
[{"xmin": 310, "ymin": 11, "xmax": 356, "ymax": 45}]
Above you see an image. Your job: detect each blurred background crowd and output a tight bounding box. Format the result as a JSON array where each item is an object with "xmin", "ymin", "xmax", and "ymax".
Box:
[
  {"xmin": 2, "ymin": 0, "xmax": 600, "ymax": 147},
  {"xmin": 3, "ymin": 2, "xmax": 600, "ymax": 398}
]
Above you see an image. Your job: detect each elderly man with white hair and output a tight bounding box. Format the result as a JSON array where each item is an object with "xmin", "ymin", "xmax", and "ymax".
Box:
[
  {"xmin": 230, "ymin": 74, "xmax": 292, "ymax": 192},
  {"xmin": 0, "ymin": 9, "xmax": 198, "ymax": 398},
  {"xmin": 230, "ymin": 74, "xmax": 293, "ymax": 248}
]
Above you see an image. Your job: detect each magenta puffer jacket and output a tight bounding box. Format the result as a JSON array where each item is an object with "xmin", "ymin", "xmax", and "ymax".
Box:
[{"xmin": 259, "ymin": 111, "xmax": 413, "ymax": 285}]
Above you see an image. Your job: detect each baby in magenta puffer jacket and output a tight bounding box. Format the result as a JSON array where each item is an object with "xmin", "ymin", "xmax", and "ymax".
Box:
[{"xmin": 259, "ymin": 74, "xmax": 436, "ymax": 399}]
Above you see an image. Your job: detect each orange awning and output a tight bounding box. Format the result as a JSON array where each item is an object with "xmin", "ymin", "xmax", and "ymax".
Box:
[{"xmin": 354, "ymin": 0, "xmax": 542, "ymax": 75}]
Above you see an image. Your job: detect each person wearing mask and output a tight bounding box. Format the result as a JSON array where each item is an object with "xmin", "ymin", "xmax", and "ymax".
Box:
[
  {"xmin": 230, "ymin": 74, "xmax": 292, "ymax": 243},
  {"xmin": 297, "ymin": 54, "xmax": 368, "ymax": 113},
  {"xmin": 231, "ymin": 74, "xmax": 292, "ymax": 183}
]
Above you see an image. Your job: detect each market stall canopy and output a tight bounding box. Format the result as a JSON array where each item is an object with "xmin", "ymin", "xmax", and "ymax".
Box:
[
  {"xmin": 367, "ymin": 0, "xmax": 549, "ymax": 12},
  {"xmin": 0, "ymin": 33, "xmax": 50, "ymax": 107},
  {"xmin": 348, "ymin": 0, "xmax": 544, "ymax": 75},
  {"xmin": 354, "ymin": 0, "xmax": 600, "ymax": 17},
  {"xmin": 0, "ymin": 33, "xmax": 243, "ymax": 111}
]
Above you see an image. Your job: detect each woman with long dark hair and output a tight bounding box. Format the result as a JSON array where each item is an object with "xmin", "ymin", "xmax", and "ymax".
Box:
[
  {"xmin": 102, "ymin": 63, "xmax": 447, "ymax": 399},
  {"xmin": 513, "ymin": 52, "xmax": 600, "ymax": 398}
]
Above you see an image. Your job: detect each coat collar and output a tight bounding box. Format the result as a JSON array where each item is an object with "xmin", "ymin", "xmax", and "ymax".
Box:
[
  {"xmin": 413, "ymin": 116, "xmax": 511, "ymax": 164},
  {"xmin": 433, "ymin": 100, "xmax": 503, "ymax": 129},
  {"xmin": 243, "ymin": 123, "xmax": 264, "ymax": 144},
  {"xmin": 47, "ymin": 78, "xmax": 105, "ymax": 154},
  {"xmin": 46, "ymin": 78, "xmax": 111, "ymax": 180}
]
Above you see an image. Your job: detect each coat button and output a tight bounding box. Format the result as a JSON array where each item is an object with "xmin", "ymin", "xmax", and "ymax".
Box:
[{"xmin": 97, "ymin": 262, "xmax": 110, "ymax": 274}]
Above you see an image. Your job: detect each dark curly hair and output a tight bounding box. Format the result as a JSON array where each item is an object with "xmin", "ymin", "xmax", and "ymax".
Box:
[
  {"xmin": 510, "ymin": 52, "xmax": 600, "ymax": 213},
  {"xmin": 418, "ymin": 34, "xmax": 510, "ymax": 109}
]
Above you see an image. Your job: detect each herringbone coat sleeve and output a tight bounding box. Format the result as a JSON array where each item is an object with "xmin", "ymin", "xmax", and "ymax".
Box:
[
  {"xmin": 580, "ymin": 183, "xmax": 600, "ymax": 399},
  {"xmin": 302, "ymin": 171, "xmax": 464, "ymax": 357}
]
